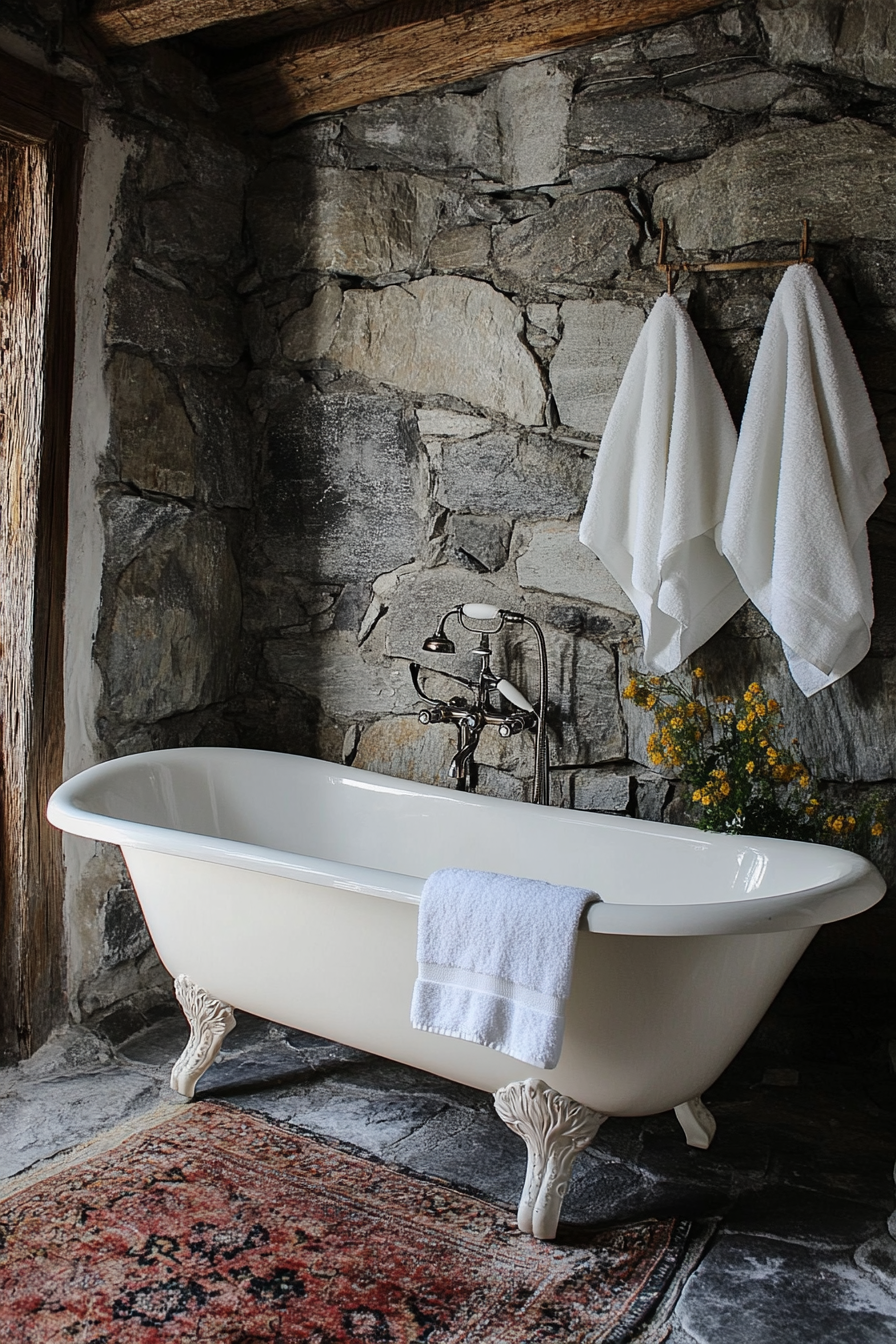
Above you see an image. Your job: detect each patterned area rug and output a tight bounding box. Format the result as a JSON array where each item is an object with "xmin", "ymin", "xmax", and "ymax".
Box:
[{"xmin": 0, "ymin": 1102, "xmax": 696, "ymax": 1343}]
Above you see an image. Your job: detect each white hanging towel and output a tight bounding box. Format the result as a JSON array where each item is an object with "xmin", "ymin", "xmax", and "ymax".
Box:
[
  {"xmin": 719, "ymin": 264, "xmax": 889, "ymax": 697},
  {"xmin": 579, "ymin": 293, "xmax": 746, "ymax": 673}
]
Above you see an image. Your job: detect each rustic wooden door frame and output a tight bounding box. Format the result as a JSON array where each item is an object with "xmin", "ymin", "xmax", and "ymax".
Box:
[{"xmin": 0, "ymin": 49, "xmax": 85, "ymax": 1063}]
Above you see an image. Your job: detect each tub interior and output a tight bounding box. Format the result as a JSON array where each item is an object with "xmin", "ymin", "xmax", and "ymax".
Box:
[{"xmin": 67, "ymin": 748, "xmax": 858, "ymax": 907}]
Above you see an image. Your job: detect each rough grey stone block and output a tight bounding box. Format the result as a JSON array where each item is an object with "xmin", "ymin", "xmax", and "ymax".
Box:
[
  {"xmin": 757, "ymin": 0, "xmax": 896, "ymax": 89},
  {"xmin": 494, "ymin": 60, "xmax": 573, "ymax": 188},
  {"xmin": 636, "ymin": 772, "xmax": 671, "ymax": 822},
  {"xmin": 684, "ymin": 69, "xmax": 794, "ymax": 111},
  {"xmin": 177, "ymin": 369, "xmax": 255, "ymax": 509},
  {"xmin": 431, "ymin": 431, "xmax": 590, "ymax": 520},
  {"xmin": 260, "ymin": 392, "xmax": 420, "ymax": 581},
  {"xmin": 427, "ymin": 224, "xmax": 492, "ymax": 271},
  {"xmin": 143, "ymin": 186, "xmax": 243, "ymax": 268},
  {"xmin": 139, "ymin": 130, "xmax": 251, "ymax": 200},
  {"xmin": 415, "ymin": 409, "xmax": 491, "ymax": 438},
  {"xmin": 475, "ymin": 764, "xmax": 530, "ymax": 802},
  {"xmin": 568, "ymin": 156, "xmax": 655, "ymax": 191},
  {"xmin": 102, "ymin": 508, "xmax": 241, "ymax": 723},
  {"xmin": 108, "ymin": 351, "xmax": 196, "ymax": 499},
  {"xmin": 107, "ymin": 267, "xmax": 244, "ymax": 369},
  {"xmin": 330, "ymin": 277, "xmax": 546, "ymax": 427},
  {"xmin": 280, "ymin": 280, "xmax": 343, "ymax": 363},
  {"xmin": 343, "ymin": 91, "xmax": 500, "ymax": 175},
  {"xmin": 450, "ymin": 514, "xmax": 511, "ymax": 571},
  {"xmin": 569, "ymin": 92, "xmax": 722, "ymax": 160},
  {"xmin": 492, "ymin": 190, "xmax": 638, "ymax": 290},
  {"xmin": 573, "ymin": 769, "xmax": 632, "ymax": 813},
  {"xmin": 101, "ymin": 881, "xmax": 152, "ymax": 968},
  {"xmin": 355, "ymin": 717, "xmax": 456, "ymax": 787},
  {"xmin": 246, "ymin": 164, "xmax": 443, "ymax": 280},
  {"xmin": 549, "ymin": 299, "xmax": 644, "ymax": 437},
  {"xmin": 654, "ymin": 119, "xmax": 896, "ymax": 250},
  {"xmin": 516, "ymin": 520, "xmax": 636, "ymax": 613},
  {"xmin": 264, "ymin": 629, "xmax": 416, "ymax": 720}
]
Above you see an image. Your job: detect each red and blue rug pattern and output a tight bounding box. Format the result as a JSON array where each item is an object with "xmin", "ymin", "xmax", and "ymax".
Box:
[{"xmin": 0, "ymin": 1102, "xmax": 693, "ymax": 1342}]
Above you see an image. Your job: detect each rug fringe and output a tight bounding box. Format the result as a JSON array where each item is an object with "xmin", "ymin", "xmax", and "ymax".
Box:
[
  {"xmin": 0, "ymin": 1096, "xmax": 192, "ymax": 1202},
  {"xmin": 626, "ymin": 1217, "xmax": 720, "ymax": 1344}
]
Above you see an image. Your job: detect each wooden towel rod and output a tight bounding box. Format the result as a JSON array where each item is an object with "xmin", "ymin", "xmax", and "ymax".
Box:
[{"xmin": 657, "ymin": 218, "xmax": 813, "ymax": 293}]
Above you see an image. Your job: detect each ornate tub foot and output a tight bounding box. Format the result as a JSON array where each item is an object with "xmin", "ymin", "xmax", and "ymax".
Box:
[
  {"xmin": 673, "ymin": 1095, "xmax": 717, "ymax": 1149},
  {"xmin": 494, "ymin": 1078, "xmax": 607, "ymax": 1241},
  {"xmin": 170, "ymin": 974, "xmax": 236, "ymax": 1099}
]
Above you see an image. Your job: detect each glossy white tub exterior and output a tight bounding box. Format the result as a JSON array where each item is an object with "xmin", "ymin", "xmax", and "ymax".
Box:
[{"xmin": 49, "ymin": 747, "xmax": 884, "ymax": 1116}]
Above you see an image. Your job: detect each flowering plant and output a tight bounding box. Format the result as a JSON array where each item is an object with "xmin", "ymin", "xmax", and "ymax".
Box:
[{"xmin": 623, "ymin": 668, "xmax": 887, "ymax": 851}]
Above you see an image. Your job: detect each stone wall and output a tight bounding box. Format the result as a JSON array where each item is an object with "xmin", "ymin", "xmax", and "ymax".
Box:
[
  {"xmin": 237, "ymin": 2, "xmax": 896, "ymax": 881},
  {"xmin": 2, "ymin": 30, "xmax": 264, "ymax": 1021},
  {"xmin": 80, "ymin": 49, "xmax": 258, "ymax": 1016}
]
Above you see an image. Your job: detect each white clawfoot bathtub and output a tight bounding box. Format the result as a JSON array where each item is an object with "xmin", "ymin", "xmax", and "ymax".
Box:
[{"xmin": 49, "ymin": 747, "xmax": 885, "ymax": 1239}]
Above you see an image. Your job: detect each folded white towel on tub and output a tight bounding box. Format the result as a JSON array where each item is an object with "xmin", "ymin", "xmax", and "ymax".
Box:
[
  {"xmin": 719, "ymin": 264, "xmax": 889, "ymax": 696},
  {"xmin": 410, "ymin": 867, "xmax": 594, "ymax": 1070},
  {"xmin": 579, "ymin": 292, "xmax": 747, "ymax": 673}
]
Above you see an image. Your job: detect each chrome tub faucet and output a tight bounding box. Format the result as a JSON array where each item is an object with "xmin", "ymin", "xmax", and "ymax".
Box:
[{"xmin": 410, "ymin": 603, "xmax": 550, "ymax": 805}]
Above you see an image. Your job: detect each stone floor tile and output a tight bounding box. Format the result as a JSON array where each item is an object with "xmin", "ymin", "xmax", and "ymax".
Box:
[
  {"xmin": 0, "ymin": 1069, "xmax": 166, "ymax": 1180},
  {"xmin": 676, "ymin": 1231, "xmax": 896, "ymax": 1344},
  {"xmin": 230, "ymin": 1078, "xmax": 455, "ymax": 1155},
  {"xmin": 728, "ymin": 1185, "xmax": 886, "ymax": 1250}
]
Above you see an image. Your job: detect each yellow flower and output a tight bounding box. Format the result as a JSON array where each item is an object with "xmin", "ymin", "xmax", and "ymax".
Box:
[
  {"xmin": 746, "ymin": 761, "xmax": 755, "ymax": 774},
  {"xmin": 671, "ymin": 717, "xmax": 684, "ymax": 729},
  {"xmin": 720, "ymin": 781, "xmax": 731, "ymax": 796},
  {"xmin": 743, "ymin": 691, "xmax": 753, "ymax": 703},
  {"xmin": 748, "ymin": 682, "xmax": 761, "ymax": 694},
  {"xmin": 649, "ymin": 676, "xmax": 661, "ymax": 686},
  {"xmin": 767, "ymin": 699, "xmax": 779, "ymax": 712},
  {"xmin": 645, "ymin": 694, "xmax": 657, "ymax": 708},
  {"xmin": 736, "ymin": 720, "xmax": 747, "ymax": 732},
  {"xmin": 754, "ymin": 702, "xmax": 766, "ymax": 717},
  {"xmin": 767, "ymin": 748, "xmax": 778, "ymax": 762},
  {"xmin": 623, "ymin": 677, "xmax": 638, "ymax": 700},
  {"xmin": 692, "ymin": 788, "xmax": 703, "ymax": 802},
  {"xmin": 693, "ymin": 667, "xmax": 704, "ymax": 678},
  {"xmin": 832, "ymin": 817, "xmax": 844, "ymax": 833},
  {"xmin": 872, "ymin": 822, "xmax": 884, "ymax": 837}
]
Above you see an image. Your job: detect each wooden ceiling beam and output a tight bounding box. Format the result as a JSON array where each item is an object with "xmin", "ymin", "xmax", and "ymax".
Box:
[
  {"xmin": 215, "ymin": 0, "xmax": 724, "ymax": 132},
  {"xmin": 84, "ymin": 0, "xmax": 330, "ymax": 48}
]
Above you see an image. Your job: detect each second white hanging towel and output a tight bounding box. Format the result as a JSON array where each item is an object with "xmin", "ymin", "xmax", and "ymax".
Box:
[
  {"xmin": 580, "ymin": 293, "xmax": 746, "ymax": 672},
  {"xmin": 719, "ymin": 264, "xmax": 889, "ymax": 696}
]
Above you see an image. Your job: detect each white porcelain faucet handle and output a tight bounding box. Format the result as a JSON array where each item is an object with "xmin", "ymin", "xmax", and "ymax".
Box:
[
  {"xmin": 462, "ymin": 603, "xmax": 500, "ymax": 620},
  {"xmin": 497, "ymin": 678, "xmax": 535, "ymax": 713}
]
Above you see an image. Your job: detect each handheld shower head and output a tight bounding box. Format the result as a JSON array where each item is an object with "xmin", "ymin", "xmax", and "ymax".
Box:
[
  {"xmin": 421, "ymin": 609, "xmax": 458, "ymax": 654},
  {"xmin": 422, "ymin": 630, "xmax": 456, "ymax": 654}
]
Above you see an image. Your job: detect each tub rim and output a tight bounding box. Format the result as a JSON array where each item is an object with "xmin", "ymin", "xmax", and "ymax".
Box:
[{"xmin": 47, "ymin": 746, "xmax": 886, "ymax": 938}]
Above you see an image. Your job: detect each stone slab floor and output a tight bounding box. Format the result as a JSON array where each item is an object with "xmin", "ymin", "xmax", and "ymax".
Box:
[{"xmin": 2, "ymin": 969, "xmax": 896, "ymax": 1343}]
